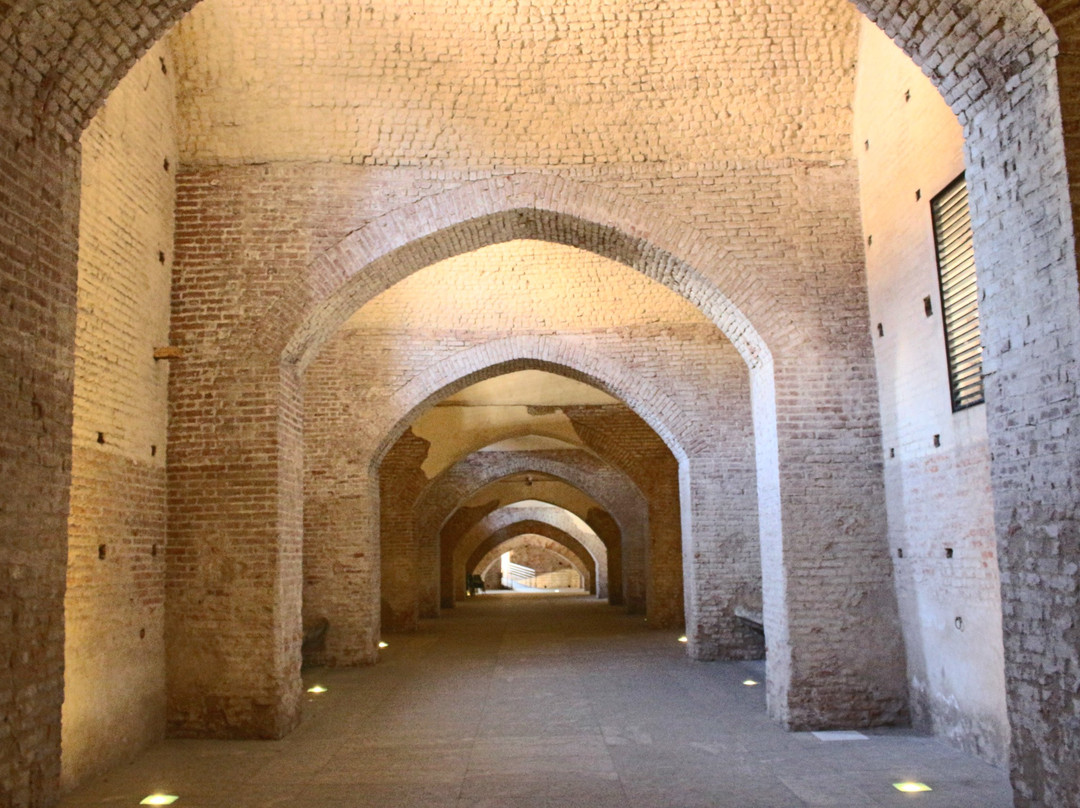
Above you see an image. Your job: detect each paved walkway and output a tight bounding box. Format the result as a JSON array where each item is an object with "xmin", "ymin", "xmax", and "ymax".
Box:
[{"xmin": 62, "ymin": 592, "xmax": 1013, "ymax": 807}]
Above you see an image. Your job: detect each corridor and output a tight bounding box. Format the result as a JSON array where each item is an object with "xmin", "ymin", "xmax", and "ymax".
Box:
[{"xmin": 60, "ymin": 593, "xmax": 1011, "ymax": 808}]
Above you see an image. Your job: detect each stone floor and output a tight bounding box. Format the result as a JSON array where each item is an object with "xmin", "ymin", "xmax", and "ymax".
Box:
[{"xmin": 61, "ymin": 592, "xmax": 1014, "ymax": 808}]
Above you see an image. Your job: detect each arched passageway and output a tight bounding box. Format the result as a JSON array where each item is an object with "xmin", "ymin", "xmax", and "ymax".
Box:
[
  {"xmin": 3, "ymin": 1, "xmax": 1079, "ymax": 805},
  {"xmin": 472, "ymin": 532, "xmax": 594, "ymax": 593},
  {"xmin": 374, "ymin": 367, "xmax": 679, "ymax": 629},
  {"xmin": 419, "ymin": 461, "xmax": 640, "ymax": 609},
  {"xmin": 456, "ymin": 513, "xmax": 607, "ymax": 602}
]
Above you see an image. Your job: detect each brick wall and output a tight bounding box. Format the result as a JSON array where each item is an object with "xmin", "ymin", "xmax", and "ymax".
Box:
[
  {"xmin": 4, "ymin": 2, "xmax": 1079, "ymax": 806},
  {"xmin": 61, "ymin": 39, "xmax": 177, "ymax": 790},
  {"xmin": 854, "ymin": 20, "xmax": 1008, "ymax": 764},
  {"xmin": 0, "ymin": 122, "xmax": 79, "ymax": 808}
]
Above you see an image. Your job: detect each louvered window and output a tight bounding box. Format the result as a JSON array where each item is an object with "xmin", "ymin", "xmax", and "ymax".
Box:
[{"xmin": 931, "ymin": 174, "xmax": 984, "ymax": 411}]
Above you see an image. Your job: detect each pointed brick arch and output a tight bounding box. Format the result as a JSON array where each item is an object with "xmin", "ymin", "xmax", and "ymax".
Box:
[
  {"xmin": 283, "ymin": 175, "xmax": 778, "ymax": 374},
  {"xmin": 2, "ymin": 0, "xmax": 1053, "ymax": 143},
  {"xmin": 453, "ymin": 508, "xmax": 606, "ymax": 601},
  {"xmin": 416, "ymin": 452, "xmax": 645, "ymax": 609},
  {"xmin": 370, "ymin": 336, "xmax": 699, "ymax": 470},
  {"xmin": 467, "ymin": 521, "xmax": 602, "ymax": 595},
  {"xmin": 4, "ymin": 1, "xmax": 1078, "ymax": 805}
]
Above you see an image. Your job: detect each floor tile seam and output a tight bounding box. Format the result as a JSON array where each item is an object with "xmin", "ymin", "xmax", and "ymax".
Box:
[
  {"xmin": 455, "ymin": 610, "xmax": 510, "ymax": 802},
  {"xmin": 571, "ymin": 640, "xmax": 636, "ymax": 806}
]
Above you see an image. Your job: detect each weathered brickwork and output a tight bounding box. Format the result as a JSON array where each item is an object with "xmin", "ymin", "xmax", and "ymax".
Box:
[
  {"xmin": 169, "ymin": 0, "xmax": 861, "ymax": 167},
  {"xmin": 62, "ymin": 39, "xmax": 177, "ymax": 790},
  {"xmin": 0, "ymin": 121, "xmax": 80, "ymax": 808},
  {"xmin": 854, "ymin": 20, "xmax": 1009, "ymax": 765},
  {"xmin": 3, "ymin": 1, "xmax": 1080, "ymax": 806},
  {"xmin": 377, "ymin": 430, "xmax": 431, "ymax": 631},
  {"xmin": 967, "ymin": 75, "xmax": 1080, "ymax": 808}
]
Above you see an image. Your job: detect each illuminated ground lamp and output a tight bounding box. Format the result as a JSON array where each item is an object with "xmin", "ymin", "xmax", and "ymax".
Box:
[
  {"xmin": 140, "ymin": 796, "xmax": 179, "ymax": 806},
  {"xmin": 378, "ymin": 641, "xmax": 389, "ymax": 648},
  {"xmin": 892, "ymin": 782, "xmax": 932, "ymax": 793},
  {"xmin": 742, "ymin": 679, "xmax": 759, "ymax": 686},
  {"xmin": 677, "ymin": 635, "xmax": 688, "ymax": 643},
  {"xmin": 306, "ymin": 685, "xmax": 327, "ymax": 694}
]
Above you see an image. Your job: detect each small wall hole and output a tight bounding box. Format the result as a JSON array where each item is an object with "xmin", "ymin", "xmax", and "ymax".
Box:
[
  {"xmin": 905, "ymin": 89, "xmax": 911, "ymax": 102},
  {"xmin": 151, "ymin": 445, "xmax": 157, "ymax": 457},
  {"xmin": 933, "ymin": 434, "xmax": 941, "ymax": 448},
  {"xmin": 924, "ymin": 296, "xmax": 934, "ymax": 317},
  {"xmin": 915, "ymin": 188, "xmax": 922, "ymax": 201},
  {"xmin": 897, "ymin": 548, "xmax": 904, "ymax": 559},
  {"xmin": 98, "ymin": 544, "xmax": 107, "ymax": 560},
  {"xmin": 158, "ymin": 250, "xmax": 166, "ymax": 264},
  {"xmin": 889, "ymin": 447, "xmax": 895, "ymax": 458},
  {"xmin": 945, "ymin": 547, "xmax": 954, "ymax": 558},
  {"xmin": 954, "ymin": 616, "xmax": 964, "ymax": 631},
  {"xmin": 139, "ymin": 628, "xmax": 146, "ymax": 639},
  {"xmin": 163, "ymin": 157, "xmax": 170, "ymax": 172},
  {"xmin": 96, "ymin": 432, "xmax": 105, "ymax": 444},
  {"xmin": 160, "ymin": 57, "xmax": 168, "ymax": 75},
  {"xmin": 877, "ymin": 323, "xmax": 884, "ymax": 338},
  {"xmin": 867, "ymin": 234, "xmax": 873, "ymax": 247},
  {"xmin": 864, "ymin": 139, "xmax": 870, "ymax": 151},
  {"xmin": 151, "ymin": 543, "xmax": 158, "ymax": 557}
]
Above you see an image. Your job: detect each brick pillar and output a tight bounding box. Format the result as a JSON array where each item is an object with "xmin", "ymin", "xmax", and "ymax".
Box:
[
  {"xmin": 303, "ymin": 467, "xmax": 381, "ymax": 666},
  {"xmin": 645, "ymin": 461, "xmax": 685, "ymax": 629},
  {"xmin": 766, "ymin": 356, "xmax": 908, "ymax": 729},
  {"xmin": 0, "ymin": 124, "xmax": 81, "ymax": 807},
  {"xmin": 416, "ymin": 516, "xmax": 441, "ymax": 619},
  {"xmin": 966, "ymin": 61, "xmax": 1080, "ymax": 807},
  {"xmin": 165, "ymin": 356, "xmax": 303, "ymax": 736},
  {"xmin": 586, "ymin": 509, "xmax": 623, "ymax": 606},
  {"xmin": 680, "ymin": 455, "xmax": 766, "ymax": 661},
  {"xmin": 379, "ymin": 431, "xmax": 429, "ymax": 632}
]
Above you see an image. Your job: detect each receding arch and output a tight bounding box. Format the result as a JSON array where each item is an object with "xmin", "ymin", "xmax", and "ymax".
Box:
[
  {"xmin": 366, "ymin": 346, "xmax": 693, "ymax": 618},
  {"xmin": 368, "ymin": 337, "xmax": 704, "ymax": 471},
  {"xmin": 418, "ymin": 454, "xmax": 645, "ymax": 609},
  {"xmin": 452, "ymin": 508, "xmax": 606, "ymax": 602},
  {"xmin": 457, "ymin": 507, "xmax": 608, "ymax": 589},
  {"xmin": 468, "ymin": 523, "xmax": 599, "ymax": 594}
]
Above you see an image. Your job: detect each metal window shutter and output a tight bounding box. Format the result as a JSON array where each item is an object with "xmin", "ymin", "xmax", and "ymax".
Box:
[{"xmin": 931, "ymin": 176, "xmax": 985, "ymax": 411}]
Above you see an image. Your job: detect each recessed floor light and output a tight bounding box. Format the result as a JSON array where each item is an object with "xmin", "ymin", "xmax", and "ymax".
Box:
[
  {"xmin": 140, "ymin": 795, "xmax": 179, "ymax": 805},
  {"xmin": 378, "ymin": 641, "xmax": 388, "ymax": 648},
  {"xmin": 893, "ymin": 782, "xmax": 932, "ymax": 793},
  {"xmin": 677, "ymin": 636, "xmax": 688, "ymax": 643},
  {"xmin": 306, "ymin": 685, "xmax": 327, "ymax": 694},
  {"xmin": 742, "ymin": 679, "xmax": 759, "ymax": 686}
]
